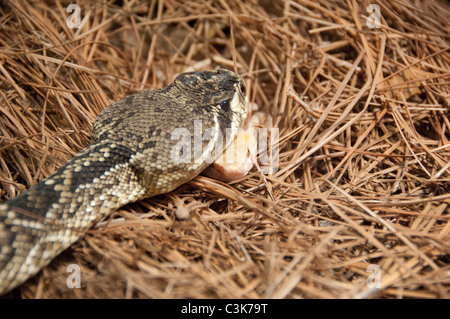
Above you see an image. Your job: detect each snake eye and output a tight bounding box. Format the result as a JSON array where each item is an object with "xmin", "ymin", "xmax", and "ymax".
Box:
[{"xmin": 220, "ymin": 99, "xmax": 230, "ymax": 112}]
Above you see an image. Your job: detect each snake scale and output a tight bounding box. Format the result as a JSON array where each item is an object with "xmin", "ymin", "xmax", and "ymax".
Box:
[{"xmin": 0, "ymin": 69, "xmax": 248, "ymax": 295}]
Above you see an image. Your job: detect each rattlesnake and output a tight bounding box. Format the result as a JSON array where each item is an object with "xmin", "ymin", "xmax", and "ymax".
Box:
[{"xmin": 0, "ymin": 68, "xmax": 248, "ymax": 295}]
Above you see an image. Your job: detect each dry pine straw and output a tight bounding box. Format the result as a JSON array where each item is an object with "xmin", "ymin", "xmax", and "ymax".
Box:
[{"xmin": 0, "ymin": 0, "xmax": 448, "ymax": 299}]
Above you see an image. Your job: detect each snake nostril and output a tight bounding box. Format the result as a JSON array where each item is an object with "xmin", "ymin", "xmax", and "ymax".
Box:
[{"xmin": 240, "ymin": 83, "xmax": 246, "ymax": 96}]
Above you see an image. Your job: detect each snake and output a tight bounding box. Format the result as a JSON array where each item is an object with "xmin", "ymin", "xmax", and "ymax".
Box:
[{"xmin": 0, "ymin": 69, "xmax": 248, "ymax": 295}]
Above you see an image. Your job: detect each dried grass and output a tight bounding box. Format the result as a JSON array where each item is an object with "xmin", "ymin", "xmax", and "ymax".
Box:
[{"xmin": 0, "ymin": 0, "xmax": 449, "ymax": 298}]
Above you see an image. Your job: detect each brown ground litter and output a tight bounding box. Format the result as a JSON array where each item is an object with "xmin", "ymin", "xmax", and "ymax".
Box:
[{"xmin": 0, "ymin": 0, "xmax": 449, "ymax": 298}]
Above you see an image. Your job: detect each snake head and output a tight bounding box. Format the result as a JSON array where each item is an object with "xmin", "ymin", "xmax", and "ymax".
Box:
[{"xmin": 173, "ymin": 68, "xmax": 248, "ymax": 129}]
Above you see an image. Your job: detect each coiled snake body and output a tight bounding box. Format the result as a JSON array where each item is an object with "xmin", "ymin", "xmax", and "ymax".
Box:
[{"xmin": 0, "ymin": 69, "xmax": 248, "ymax": 295}]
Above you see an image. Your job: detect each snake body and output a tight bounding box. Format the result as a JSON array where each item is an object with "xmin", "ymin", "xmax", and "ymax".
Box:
[{"xmin": 0, "ymin": 69, "xmax": 248, "ymax": 295}]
